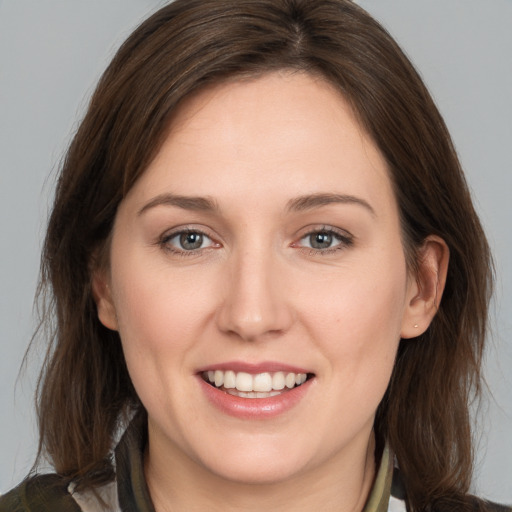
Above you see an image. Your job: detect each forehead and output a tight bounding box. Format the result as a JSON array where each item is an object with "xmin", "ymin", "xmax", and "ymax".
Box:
[{"xmin": 126, "ymin": 71, "xmax": 395, "ymax": 217}]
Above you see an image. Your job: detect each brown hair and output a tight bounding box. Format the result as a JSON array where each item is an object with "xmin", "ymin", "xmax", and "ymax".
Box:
[{"xmin": 34, "ymin": 1, "xmax": 493, "ymax": 510}]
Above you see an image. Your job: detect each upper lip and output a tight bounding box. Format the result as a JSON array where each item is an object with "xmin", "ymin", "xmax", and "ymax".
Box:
[{"xmin": 197, "ymin": 361, "xmax": 312, "ymax": 375}]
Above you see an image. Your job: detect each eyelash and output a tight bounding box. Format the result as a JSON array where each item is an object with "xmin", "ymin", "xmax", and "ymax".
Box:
[{"xmin": 157, "ymin": 226, "xmax": 354, "ymax": 257}]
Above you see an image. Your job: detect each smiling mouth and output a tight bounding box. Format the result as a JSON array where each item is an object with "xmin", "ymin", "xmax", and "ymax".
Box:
[{"xmin": 201, "ymin": 370, "xmax": 313, "ymax": 399}]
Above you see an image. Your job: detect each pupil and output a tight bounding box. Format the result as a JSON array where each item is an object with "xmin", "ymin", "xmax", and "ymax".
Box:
[
  {"xmin": 311, "ymin": 232, "xmax": 332, "ymax": 249},
  {"xmin": 180, "ymin": 232, "xmax": 203, "ymax": 250}
]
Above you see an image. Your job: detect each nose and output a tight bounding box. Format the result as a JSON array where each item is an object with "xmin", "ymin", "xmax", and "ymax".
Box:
[{"xmin": 216, "ymin": 248, "xmax": 294, "ymax": 342}]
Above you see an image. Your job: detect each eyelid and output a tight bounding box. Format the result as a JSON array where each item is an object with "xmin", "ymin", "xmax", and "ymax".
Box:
[{"xmin": 293, "ymin": 224, "xmax": 353, "ymax": 241}]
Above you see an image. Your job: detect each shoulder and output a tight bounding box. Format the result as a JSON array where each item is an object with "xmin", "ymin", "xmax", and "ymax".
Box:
[{"xmin": 0, "ymin": 474, "xmax": 81, "ymax": 512}]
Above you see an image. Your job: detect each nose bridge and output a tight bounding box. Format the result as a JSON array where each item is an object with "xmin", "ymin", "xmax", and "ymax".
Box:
[{"xmin": 217, "ymin": 239, "xmax": 292, "ymax": 341}]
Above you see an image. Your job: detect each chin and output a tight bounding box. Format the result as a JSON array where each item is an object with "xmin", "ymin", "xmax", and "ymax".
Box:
[
  {"xmin": 203, "ymin": 458, "xmax": 308, "ymax": 486},
  {"xmin": 190, "ymin": 434, "xmax": 319, "ymax": 485}
]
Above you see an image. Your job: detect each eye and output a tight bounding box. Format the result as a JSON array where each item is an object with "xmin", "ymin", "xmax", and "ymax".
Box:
[
  {"xmin": 294, "ymin": 227, "xmax": 353, "ymax": 254},
  {"xmin": 305, "ymin": 231, "xmax": 336, "ymax": 250},
  {"xmin": 177, "ymin": 231, "xmax": 207, "ymax": 250},
  {"xmin": 160, "ymin": 229, "xmax": 217, "ymax": 253}
]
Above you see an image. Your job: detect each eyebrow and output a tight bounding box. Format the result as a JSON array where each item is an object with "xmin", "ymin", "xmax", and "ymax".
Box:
[
  {"xmin": 138, "ymin": 192, "xmax": 375, "ymax": 217},
  {"xmin": 286, "ymin": 193, "xmax": 376, "ymax": 216},
  {"xmin": 138, "ymin": 193, "xmax": 219, "ymax": 216}
]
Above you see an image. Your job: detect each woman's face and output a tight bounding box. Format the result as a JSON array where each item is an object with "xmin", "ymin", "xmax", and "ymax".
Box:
[{"xmin": 96, "ymin": 72, "xmax": 422, "ymax": 484}]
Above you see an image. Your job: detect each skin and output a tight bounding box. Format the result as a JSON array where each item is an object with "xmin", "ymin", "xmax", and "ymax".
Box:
[{"xmin": 94, "ymin": 72, "xmax": 448, "ymax": 512}]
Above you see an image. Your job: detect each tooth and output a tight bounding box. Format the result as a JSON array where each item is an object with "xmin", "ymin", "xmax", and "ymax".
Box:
[
  {"xmin": 208, "ymin": 369, "xmax": 309, "ymax": 394},
  {"xmin": 239, "ymin": 391, "xmax": 258, "ymax": 398},
  {"xmin": 236, "ymin": 372, "xmax": 253, "ymax": 392},
  {"xmin": 285, "ymin": 373, "xmax": 296, "ymax": 389},
  {"xmin": 272, "ymin": 372, "xmax": 285, "ymax": 390},
  {"xmin": 214, "ymin": 370, "xmax": 224, "ymax": 387},
  {"xmin": 224, "ymin": 370, "xmax": 236, "ymax": 389},
  {"xmin": 253, "ymin": 373, "xmax": 272, "ymax": 392}
]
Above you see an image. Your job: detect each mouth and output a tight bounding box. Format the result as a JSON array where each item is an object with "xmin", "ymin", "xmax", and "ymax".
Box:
[{"xmin": 201, "ymin": 370, "xmax": 313, "ymax": 399}]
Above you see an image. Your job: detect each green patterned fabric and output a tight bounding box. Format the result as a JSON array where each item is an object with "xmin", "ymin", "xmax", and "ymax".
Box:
[
  {"xmin": 364, "ymin": 443, "xmax": 393, "ymax": 512},
  {"xmin": 0, "ymin": 474, "xmax": 81, "ymax": 512}
]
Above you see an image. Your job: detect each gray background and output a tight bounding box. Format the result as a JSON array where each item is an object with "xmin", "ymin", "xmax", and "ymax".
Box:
[{"xmin": 1, "ymin": 0, "xmax": 511, "ymax": 502}]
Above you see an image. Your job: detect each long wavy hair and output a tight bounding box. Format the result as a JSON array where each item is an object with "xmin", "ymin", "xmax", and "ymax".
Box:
[{"xmin": 34, "ymin": 1, "xmax": 493, "ymax": 510}]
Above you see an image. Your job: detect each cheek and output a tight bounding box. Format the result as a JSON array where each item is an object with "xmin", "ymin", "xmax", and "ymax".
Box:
[
  {"xmin": 110, "ymin": 259, "xmax": 216, "ymax": 424},
  {"xmin": 112, "ymin": 254, "xmax": 211, "ymax": 346},
  {"xmin": 301, "ymin": 258, "xmax": 407, "ymax": 388},
  {"xmin": 107, "ymin": 251, "xmax": 213, "ymax": 404}
]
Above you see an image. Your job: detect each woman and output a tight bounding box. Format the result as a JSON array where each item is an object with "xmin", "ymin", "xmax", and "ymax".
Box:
[{"xmin": 0, "ymin": 0, "xmax": 509, "ymax": 511}]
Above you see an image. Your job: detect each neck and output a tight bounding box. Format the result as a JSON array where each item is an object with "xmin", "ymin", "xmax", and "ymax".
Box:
[{"xmin": 145, "ymin": 429, "xmax": 377, "ymax": 512}]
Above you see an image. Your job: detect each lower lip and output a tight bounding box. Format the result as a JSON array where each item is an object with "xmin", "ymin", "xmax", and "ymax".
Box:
[{"xmin": 198, "ymin": 376, "xmax": 313, "ymax": 420}]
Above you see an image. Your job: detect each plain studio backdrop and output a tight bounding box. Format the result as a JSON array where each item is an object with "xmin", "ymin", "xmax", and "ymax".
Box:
[{"xmin": 0, "ymin": 0, "xmax": 511, "ymax": 503}]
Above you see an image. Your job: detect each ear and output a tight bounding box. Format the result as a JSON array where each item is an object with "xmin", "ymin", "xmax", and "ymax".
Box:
[
  {"xmin": 401, "ymin": 235, "xmax": 449, "ymax": 339},
  {"xmin": 91, "ymin": 269, "xmax": 118, "ymax": 331}
]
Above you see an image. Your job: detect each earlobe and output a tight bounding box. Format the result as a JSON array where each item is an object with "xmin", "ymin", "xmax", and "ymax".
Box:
[
  {"xmin": 91, "ymin": 271, "xmax": 118, "ymax": 331},
  {"xmin": 401, "ymin": 235, "xmax": 449, "ymax": 339}
]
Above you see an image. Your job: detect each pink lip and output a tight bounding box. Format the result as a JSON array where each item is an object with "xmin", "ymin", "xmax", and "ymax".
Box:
[
  {"xmin": 198, "ymin": 360, "xmax": 310, "ymax": 374},
  {"xmin": 197, "ymin": 373, "xmax": 314, "ymax": 420}
]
